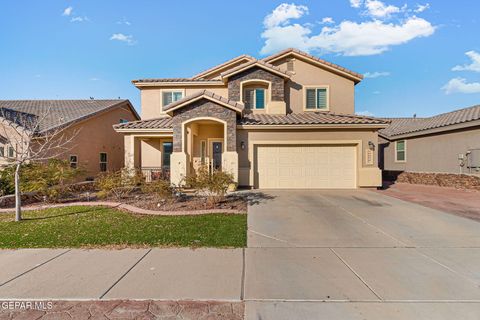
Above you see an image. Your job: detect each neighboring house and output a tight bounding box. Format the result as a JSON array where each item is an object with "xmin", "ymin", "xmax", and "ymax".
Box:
[
  {"xmin": 114, "ymin": 48, "xmax": 389, "ymax": 189},
  {"xmin": 0, "ymin": 100, "xmax": 139, "ymax": 178},
  {"xmin": 379, "ymin": 105, "xmax": 480, "ymax": 177}
]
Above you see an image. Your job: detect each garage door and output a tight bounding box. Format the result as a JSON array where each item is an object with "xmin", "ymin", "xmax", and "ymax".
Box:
[{"xmin": 255, "ymin": 145, "xmax": 356, "ymax": 189}]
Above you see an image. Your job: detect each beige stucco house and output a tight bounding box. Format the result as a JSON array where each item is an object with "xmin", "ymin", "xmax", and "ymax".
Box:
[
  {"xmin": 0, "ymin": 100, "xmax": 139, "ymax": 178},
  {"xmin": 114, "ymin": 48, "xmax": 389, "ymax": 189},
  {"xmin": 379, "ymin": 105, "xmax": 480, "ymax": 177}
]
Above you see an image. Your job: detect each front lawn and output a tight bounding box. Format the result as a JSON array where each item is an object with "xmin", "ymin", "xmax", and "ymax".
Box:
[{"xmin": 0, "ymin": 206, "xmax": 247, "ymax": 248}]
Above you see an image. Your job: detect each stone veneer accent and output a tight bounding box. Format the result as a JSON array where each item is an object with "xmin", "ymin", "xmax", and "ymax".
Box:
[
  {"xmin": 172, "ymin": 99, "xmax": 237, "ymax": 152},
  {"xmin": 396, "ymin": 172, "xmax": 480, "ymax": 190},
  {"xmin": 228, "ymin": 67, "xmax": 285, "ymax": 102}
]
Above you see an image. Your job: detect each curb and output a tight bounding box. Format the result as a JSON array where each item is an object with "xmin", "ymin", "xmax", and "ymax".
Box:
[{"xmin": 0, "ymin": 201, "xmax": 245, "ymax": 216}]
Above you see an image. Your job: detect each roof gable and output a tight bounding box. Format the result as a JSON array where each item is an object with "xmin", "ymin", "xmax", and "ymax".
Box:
[
  {"xmin": 220, "ymin": 59, "xmax": 292, "ymax": 80},
  {"xmin": 262, "ymin": 48, "xmax": 363, "ymax": 83},
  {"xmin": 163, "ymin": 90, "xmax": 244, "ymax": 115},
  {"xmin": 191, "ymin": 55, "xmax": 255, "ymax": 80}
]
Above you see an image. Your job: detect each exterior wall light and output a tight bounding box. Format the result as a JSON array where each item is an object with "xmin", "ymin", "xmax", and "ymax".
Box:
[
  {"xmin": 368, "ymin": 141, "xmax": 375, "ymax": 150},
  {"xmin": 240, "ymin": 141, "xmax": 246, "ymax": 150}
]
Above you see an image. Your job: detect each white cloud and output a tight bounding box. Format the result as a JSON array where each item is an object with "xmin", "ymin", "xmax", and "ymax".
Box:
[
  {"xmin": 364, "ymin": 71, "xmax": 390, "ymax": 78},
  {"xmin": 442, "ymin": 77, "xmax": 480, "ymax": 94},
  {"xmin": 117, "ymin": 18, "xmax": 132, "ymax": 26},
  {"xmin": 373, "ymin": 91, "xmax": 381, "ymax": 94},
  {"xmin": 452, "ymin": 51, "xmax": 480, "ymax": 73},
  {"xmin": 62, "ymin": 6, "xmax": 73, "ymax": 16},
  {"xmin": 414, "ymin": 3, "xmax": 430, "ymax": 13},
  {"xmin": 356, "ymin": 110, "xmax": 375, "ymax": 116},
  {"xmin": 263, "ymin": 3, "xmax": 308, "ymax": 28},
  {"xmin": 320, "ymin": 17, "xmax": 335, "ymax": 24},
  {"xmin": 110, "ymin": 33, "xmax": 136, "ymax": 45},
  {"xmin": 70, "ymin": 16, "xmax": 89, "ymax": 23},
  {"xmin": 90, "ymin": 77, "xmax": 100, "ymax": 81},
  {"xmin": 364, "ymin": 0, "xmax": 400, "ymax": 19},
  {"xmin": 260, "ymin": 3, "xmax": 435, "ymax": 56},
  {"xmin": 350, "ymin": 0, "xmax": 363, "ymax": 8}
]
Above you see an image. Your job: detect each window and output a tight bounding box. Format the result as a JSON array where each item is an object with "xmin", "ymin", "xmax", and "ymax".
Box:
[
  {"xmin": 119, "ymin": 119, "xmax": 129, "ymax": 124},
  {"xmin": 99, "ymin": 152, "xmax": 107, "ymax": 172},
  {"xmin": 8, "ymin": 146, "xmax": 14, "ymax": 158},
  {"xmin": 70, "ymin": 155, "xmax": 78, "ymax": 169},
  {"xmin": 0, "ymin": 146, "xmax": 4, "ymax": 157},
  {"xmin": 162, "ymin": 91, "xmax": 183, "ymax": 108},
  {"xmin": 244, "ymin": 88, "xmax": 266, "ymax": 110},
  {"xmin": 395, "ymin": 140, "xmax": 406, "ymax": 162},
  {"xmin": 305, "ymin": 87, "xmax": 328, "ymax": 110},
  {"xmin": 162, "ymin": 142, "xmax": 173, "ymax": 168},
  {"xmin": 200, "ymin": 140, "xmax": 207, "ymax": 165}
]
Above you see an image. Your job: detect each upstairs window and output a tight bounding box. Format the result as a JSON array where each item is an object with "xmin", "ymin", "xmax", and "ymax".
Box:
[
  {"xmin": 0, "ymin": 146, "xmax": 4, "ymax": 157},
  {"xmin": 162, "ymin": 91, "xmax": 183, "ymax": 108},
  {"xmin": 244, "ymin": 88, "xmax": 266, "ymax": 110},
  {"xmin": 395, "ymin": 140, "xmax": 406, "ymax": 162},
  {"xmin": 100, "ymin": 152, "xmax": 108, "ymax": 172},
  {"xmin": 8, "ymin": 146, "xmax": 14, "ymax": 158},
  {"xmin": 119, "ymin": 119, "xmax": 129, "ymax": 124},
  {"xmin": 305, "ymin": 87, "xmax": 328, "ymax": 110},
  {"xmin": 70, "ymin": 155, "xmax": 78, "ymax": 169}
]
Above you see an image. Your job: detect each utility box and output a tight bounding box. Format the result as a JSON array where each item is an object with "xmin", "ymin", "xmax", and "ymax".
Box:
[{"xmin": 468, "ymin": 149, "xmax": 480, "ymax": 168}]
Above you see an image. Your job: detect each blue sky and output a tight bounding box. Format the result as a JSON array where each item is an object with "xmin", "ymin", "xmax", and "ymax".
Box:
[{"xmin": 0, "ymin": 0, "xmax": 479, "ymax": 117}]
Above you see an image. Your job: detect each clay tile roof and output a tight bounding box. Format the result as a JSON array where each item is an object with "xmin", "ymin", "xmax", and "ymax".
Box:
[
  {"xmin": 114, "ymin": 116, "xmax": 173, "ymax": 130},
  {"xmin": 191, "ymin": 54, "xmax": 255, "ymax": 80},
  {"xmin": 262, "ymin": 48, "xmax": 364, "ymax": 81},
  {"xmin": 0, "ymin": 99, "xmax": 136, "ymax": 133},
  {"xmin": 380, "ymin": 105, "xmax": 480, "ymax": 138},
  {"xmin": 132, "ymin": 78, "xmax": 221, "ymax": 83},
  {"xmin": 239, "ymin": 112, "xmax": 389, "ymax": 126},
  {"xmin": 220, "ymin": 59, "xmax": 293, "ymax": 78},
  {"xmin": 162, "ymin": 90, "xmax": 244, "ymax": 112}
]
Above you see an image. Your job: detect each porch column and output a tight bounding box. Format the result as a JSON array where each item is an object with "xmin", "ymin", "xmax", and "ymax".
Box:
[
  {"xmin": 223, "ymin": 151, "xmax": 238, "ymax": 182},
  {"xmin": 124, "ymin": 135, "xmax": 136, "ymax": 170},
  {"xmin": 170, "ymin": 152, "xmax": 187, "ymax": 186}
]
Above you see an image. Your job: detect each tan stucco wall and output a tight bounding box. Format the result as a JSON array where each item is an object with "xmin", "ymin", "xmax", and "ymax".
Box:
[
  {"xmin": 270, "ymin": 57, "xmax": 356, "ymax": 114},
  {"xmin": 237, "ymin": 128, "xmax": 380, "ymax": 187},
  {"xmin": 381, "ymin": 126, "xmax": 480, "ymax": 174},
  {"xmin": 140, "ymin": 86, "xmax": 228, "ymax": 119}
]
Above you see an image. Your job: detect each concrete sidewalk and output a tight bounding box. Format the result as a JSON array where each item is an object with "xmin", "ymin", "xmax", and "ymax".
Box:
[{"xmin": 0, "ymin": 248, "xmax": 243, "ymax": 301}]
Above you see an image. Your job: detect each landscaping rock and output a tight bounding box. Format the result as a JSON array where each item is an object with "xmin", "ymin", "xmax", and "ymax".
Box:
[{"xmin": 396, "ymin": 172, "xmax": 480, "ymax": 190}]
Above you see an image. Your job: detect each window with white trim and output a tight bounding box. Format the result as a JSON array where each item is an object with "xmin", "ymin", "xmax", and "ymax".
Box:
[
  {"xmin": 0, "ymin": 145, "xmax": 4, "ymax": 158},
  {"xmin": 8, "ymin": 146, "xmax": 14, "ymax": 158},
  {"xmin": 305, "ymin": 87, "xmax": 328, "ymax": 110},
  {"xmin": 70, "ymin": 155, "xmax": 78, "ymax": 169},
  {"xmin": 244, "ymin": 87, "xmax": 266, "ymax": 110},
  {"xmin": 162, "ymin": 91, "xmax": 183, "ymax": 108},
  {"xmin": 395, "ymin": 140, "xmax": 406, "ymax": 162},
  {"xmin": 99, "ymin": 152, "xmax": 108, "ymax": 172}
]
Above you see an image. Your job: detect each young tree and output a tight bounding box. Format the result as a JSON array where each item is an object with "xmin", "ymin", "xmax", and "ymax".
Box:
[{"xmin": 0, "ymin": 107, "xmax": 78, "ymax": 221}]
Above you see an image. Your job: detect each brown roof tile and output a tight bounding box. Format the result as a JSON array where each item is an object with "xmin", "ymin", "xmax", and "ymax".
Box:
[
  {"xmin": 191, "ymin": 54, "xmax": 255, "ymax": 80},
  {"xmin": 262, "ymin": 48, "xmax": 364, "ymax": 81},
  {"xmin": 220, "ymin": 59, "xmax": 293, "ymax": 79},
  {"xmin": 239, "ymin": 112, "xmax": 388, "ymax": 126},
  {"xmin": 114, "ymin": 117, "xmax": 173, "ymax": 130},
  {"xmin": 132, "ymin": 78, "xmax": 221, "ymax": 83},
  {"xmin": 380, "ymin": 105, "xmax": 480, "ymax": 138},
  {"xmin": 162, "ymin": 90, "xmax": 244, "ymax": 112},
  {"xmin": 0, "ymin": 100, "xmax": 136, "ymax": 133}
]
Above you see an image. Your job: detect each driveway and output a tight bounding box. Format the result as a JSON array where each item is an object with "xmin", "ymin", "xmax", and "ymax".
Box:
[{"xmin": 246, "ymin": 190, "xmax": 480, "ymax": 320}]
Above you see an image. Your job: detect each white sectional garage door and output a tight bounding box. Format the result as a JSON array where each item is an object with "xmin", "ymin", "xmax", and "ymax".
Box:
[{"xmin": 255, "ymin": 145, "xmax": 356, "ymax": 189}]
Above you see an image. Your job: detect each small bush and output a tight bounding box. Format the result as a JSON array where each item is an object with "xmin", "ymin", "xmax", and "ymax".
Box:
[
  {"xmin": 141, "ymin": 178, "xmax": 173, "ymax": 199},
  {"xmin": 185, "ymin": 166, "xmax": 235, "ymax": 204},
  {"xmin": 96, "ymin": 169, "xmax": 143, "ymax": 200}
]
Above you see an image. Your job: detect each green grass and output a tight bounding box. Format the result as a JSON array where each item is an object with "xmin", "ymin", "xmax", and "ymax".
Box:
[{"xmin": 0, "ymin": 206, "xmax": 247, "ymax": 248}]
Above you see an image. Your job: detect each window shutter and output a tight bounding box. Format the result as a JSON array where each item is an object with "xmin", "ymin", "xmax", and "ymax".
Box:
[
  {"xmin": 306, "ymin": 89, "xmax": 316, "ymax": 109},
  {"xmin": 162, "ymin": 92, "xmax": 172, "ymax": 107},
  {"xmin": 255, "ymin": 89, "xmax": 265, "ymax": 109},
  {"xmin": 316, "ymin": 88, "xmax": 327, "ymax": 109}
]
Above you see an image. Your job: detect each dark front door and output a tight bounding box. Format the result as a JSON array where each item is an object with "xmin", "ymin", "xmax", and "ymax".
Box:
[{"xmin": 212, "ymin": 142, "xmax": 222, "ymax": 170}]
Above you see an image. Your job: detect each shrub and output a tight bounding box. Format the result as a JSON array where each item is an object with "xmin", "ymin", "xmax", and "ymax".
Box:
[
  {"xmin": 141, "ymin": 178, "xmax": 173, "ymax": 199},
  {"xmin": 96, "ymin": 169, "xmax": 143, "ymax": 200},
  {"xmin": 0, "ymin": 160, "xmax": 81, "ymax": 201},
  {"xmin": 185, "ymin": 166, "xmax": 235, "ymax": 204}
]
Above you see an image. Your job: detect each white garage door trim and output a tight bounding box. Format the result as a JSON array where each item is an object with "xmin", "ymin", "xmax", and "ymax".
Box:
[{"xmin": 249, "ymin": 140, "xmax": 361, "ymax": 189}]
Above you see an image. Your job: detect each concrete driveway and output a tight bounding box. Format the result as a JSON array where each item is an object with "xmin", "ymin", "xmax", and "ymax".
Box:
[{"xmin": 246, "ymin": 190, "xmax": 480, "ymax": 320}]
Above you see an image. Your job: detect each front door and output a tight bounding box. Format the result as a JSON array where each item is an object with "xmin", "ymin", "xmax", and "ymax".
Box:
[{"xmin": 212, "ymin": 141, "xmax": 223, "ymax": 170}]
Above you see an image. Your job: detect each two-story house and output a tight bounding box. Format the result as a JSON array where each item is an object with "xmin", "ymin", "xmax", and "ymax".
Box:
[{"xmin": 114, "ymin": 48, "xmax": 388, "ymax": 189}]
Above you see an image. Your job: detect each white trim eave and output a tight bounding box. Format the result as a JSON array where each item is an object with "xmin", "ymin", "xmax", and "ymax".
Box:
[
  {"xmin": 236, "ymin": 123, "xmax": 389, "ymax": 130},
  {"xmin": 165, "ymin": 95, "xmax": 244, "ymax": 115},
  {"xmin": 114, "ymin": 128, "xmax": 173, "ymax": 134},
  {"xmin": 133, "ymin": 81, "xmax": 224, "ymax": 88},
  {"xmin": 265, "ymin": 52, "xmax": 363, "ymax": 83}
]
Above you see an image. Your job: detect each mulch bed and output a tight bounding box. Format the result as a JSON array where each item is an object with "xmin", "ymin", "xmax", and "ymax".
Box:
[{"xmin": 121, "ymin": 193, "xmax": 248, "ymax": 212}]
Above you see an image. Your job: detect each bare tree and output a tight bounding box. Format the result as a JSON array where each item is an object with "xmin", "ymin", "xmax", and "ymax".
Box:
[{"xmin": 0, "ymin": 107, "xmax": 78, "ymax": 221}]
